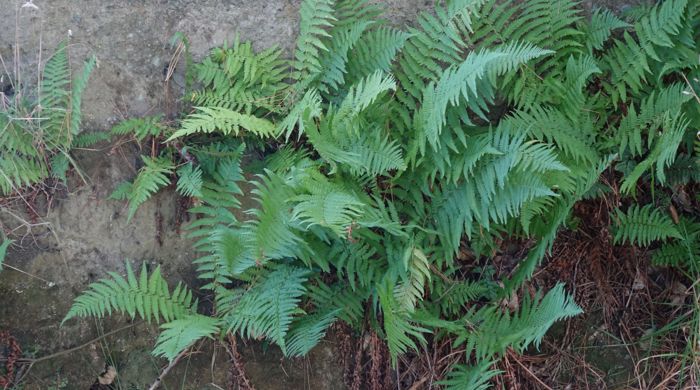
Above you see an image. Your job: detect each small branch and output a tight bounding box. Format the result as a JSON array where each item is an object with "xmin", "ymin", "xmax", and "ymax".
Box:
[{"xmin": 148, "ymin": 348, "xmax": 189, "ymax": 390}]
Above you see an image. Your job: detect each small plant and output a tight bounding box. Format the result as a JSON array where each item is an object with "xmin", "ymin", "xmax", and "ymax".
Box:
[
  {"xmin": 66, "ymin": 0, "xmax": 700, "ymax": 387},
  {"xmin": 0, "ymin": 40, "xmax": 96, "ymax": 195}
]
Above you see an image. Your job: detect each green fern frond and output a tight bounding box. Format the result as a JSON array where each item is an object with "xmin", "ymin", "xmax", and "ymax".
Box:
[
  {"xmin": 0, "ymin": 239, "xmax": 12, "ymax": 272},
  {"xmin": 394, "ymin": 248, "xmax": 431, "ymax": 313},
  {"xmin": 294, "ymin": 0, "xmax": 337, "ymax": 83},
  {"xmin": 176, "ymin": 163, "xmax": 203, "ymax": 198},
  {"xmin": 585, "ymin": 8, "xmax": 631, "ymax": 51},
  {"xmin": 346, "ymin": 27, "xmax": 409, "ymax": 83},
  {"xmin": 620, "ymin": 112, "xmax": 689, "ymax": 194},
  {"xmin": 50, "ymin": 153, "xmax": 70, "ymax": 182},
  {"xmin": 307, "ymin": 280, "xmax": 367, "ymax": 324},
  {"xmin": 169, "ymin": 107, "xmax": 276, "ymax": 140},
  {"xmin": 417, "ymin": 42, "xmax": 552, "ymax": 149},
  {"xmin": 63, "ymin": 261, "xmax": 196, "ymax": 325},
  {"xmin": 613, "ymin": 205, "xmax": 681, "ymax": 246},
  {"xmin": 153, "ymin": 315, "xmax": 220, "ymax": 361},
  {"xmin": 290, "ymin": 181, "xmax": 365, "ymax": 236},
  {"xmin": 601, "ymin": 32, "xmax": 651, "ymax": 104},
  {"xmin": 111, "ymin": 116, "xmax": 165, "ymax": 142},
  {"xmin": 223, "ymin": 265, "xmax": 310, "ymax": 354},
  {"xmin": 460, "ymin": 283, "xmax": 581, "ymax": 361},
  {"xmin": 116, "ymin": 156, "xmax": 174, "ymax": 221},
  {"xmin": 440, "ymin": 361, "xmax": 500, "ymax": 390},
  {"xmin": 73, "ymin": 131, "xmax": 111, "ymax": 148},
  {"xmin": 284, "ymin": 308, "xmax": 340, "ymax": 357},
  {"xmin": 635, "ymin": 0, "xmax": 688, "ymax": 60},
  {"xmin": 378, "ymin": 277, "xmax": 428, "ymax": 363},
  {"xmin": 69, "ymin": 55, "xmax": 97, "ymax": 135}
]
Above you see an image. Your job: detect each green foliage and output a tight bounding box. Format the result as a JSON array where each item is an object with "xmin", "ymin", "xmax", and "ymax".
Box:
[
  {"xmin": 110, "ymin": 156, "xmax": 175, "ymax": 221},
  {"xmin": 63, "ymin": 262, "xmax": 196, "ymax": 325},
  {"xmin": 153, "ymin": 315, "xmax": 220, "ymax": 361},
  {"xmin": 65, "ymin": 0, "xmax": 700, "ymax": 387},
  {"xmin": 0, "ymin": 239, "xmax": 11, "ymax": 272},
  {"xmin": 0, "ymin": 42, "xmax": 95, "ymax": 194},
  {"xmin": 439, "ymin": 361, "xmax": 500, "ymax": 390},
  {"xmin": 613, "ymin": 205, "xmax": 681, "ymax": 246},
  {"xmin": 459, "ymin": 284, "xmax": 582, "ymax": 360},
  {"xmin": 221, "ymin": 265, "xmax": 310, "ymax": 355}
]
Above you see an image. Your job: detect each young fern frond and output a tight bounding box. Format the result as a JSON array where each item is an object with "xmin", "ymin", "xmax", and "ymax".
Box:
[
  {"xmin": 111, "ymin": 115, "xmax": 165, "ymax": 142},
  {"xmin": 439, "ymin": 361, "xmax": 501, "ymax": 390},
  {"xmin": 63, "ymin": 262, "xmax": 196, "ymax": 325},
  {"xmin": 613, "ymin": 205, "xmax": 681, "ymax": 246},
  {"xmin": 112, "ymin": 156, "xmax": 174, "ymax": 221},
  {"xmin": 0, "ymin": 239, "xmax": 12, "ymax": 272},
  {"xmin": 284, "ymin": 308, "xmax": 340, "ymax": 357},
  {"xmin": 459, "ymin": 284, "xmax": 582, "ymax": 361},
  {"xmin": 153, "ymin": 315, "xmax": 221, "ymax": 362},
  {"xmin": 176, "ymin": 163, "xmax": 203, "ymax": 198},
  {"xmin": 222, "ymin": 265, "xmax": 310, "ymax": 355},
  {"xmin": 294, "ymin": 0, "xmax": 337, "ymax": 84},
  {"xmin": 169, "ymin": 106, "xmax": 276, "ymax": 140}
]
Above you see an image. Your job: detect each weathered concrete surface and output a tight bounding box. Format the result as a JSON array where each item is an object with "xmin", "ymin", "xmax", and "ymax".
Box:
[{"xmin": 0, "ymin": 0, "xmax": 428, "ymax": 131}]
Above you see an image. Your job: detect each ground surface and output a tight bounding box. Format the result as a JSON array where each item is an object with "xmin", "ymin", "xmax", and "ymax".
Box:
[{"xmin": 0, "ymin": 1, "xmax": 651, "ymax": 389}]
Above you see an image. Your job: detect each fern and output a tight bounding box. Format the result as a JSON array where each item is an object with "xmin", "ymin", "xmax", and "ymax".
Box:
[
  {"xmin": 61, "ymin": 2, "xmax": 700, "ymax": 386},
  {"xmin": 293, "ymin": 0, "xmax": 336, "ymax": 83},
  {"xmin": 63, "ymin": 261, "xmax": 196, "ymax": 324},
  {"xmin": 176, "ymin": 163, "xmax": 203, "ymax": 198},
  {"xmin": 585, "ymin": 8, "xmax": 630, "ymax": 51},
  {"xmin": 613, "ymin": 205, "xmax": 681, "ymax": 246},
  {"xmin": 439, "ymin": 361, "xmax": 501, "ymax": 390},
  {"xmin": 0, "ymin": 239, "xmax": 12, "ymax": 272},
  {"xmin": 111, "ymin": 116, "xmax": 165, "ymax": 141},
  {"xmin": 112, "ymin": 156, "xmax": 174, "ymax": 221},
  {"xmin": 222, "ymin": 265, "xmax": 310, "ymax": 354},
  {"xmin": 0, "ymin": 42, "xmax": 94, "ymax": 194},
  {"xmin": 284, "ymin": 308, "xmax": 340, "ymax": 357},
  {"xmin": 169, "ymin": 106, "xmax": 276, "ymax": 140},
  {"xmin": 459, "ymin": 284, "xmax": 582, "ymax": 361},
  {"xmin": 153, "ymin": 315, "xmax": 220, "ymax": 361}
]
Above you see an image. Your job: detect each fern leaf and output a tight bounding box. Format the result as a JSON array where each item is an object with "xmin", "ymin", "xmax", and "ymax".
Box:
[
  {"xmin": 0, "ymin": 239, "xmax": 12, "ymax": 272},
  {"xmin": 176, "ymin": 163, "xmax": 203, "ymax": 198},
  {"xmin": 284, "ymin": 308, "xmax": 340, "ymax": 357},
  {"xmin": 63, "ymin": 261, "xmax": 196, "ymax": 325},
  {"xmin": 417, "ymin": 42, "xmax": 552, "ymax": 149},
  {"xmin": 223, "ymin": 265, "xmax": 310, "ymax": 354},
  {"xmin": 461, "ymin": 284, "xmax": 581, "ymax": 361},
  {"xmin": 124, "ymin": 157, "xmax": 174, "ymax": 221},
  {"xmin": 394, "ymin": 248, "xmax": 431, "ymax": 313},
  {"xmin": 613, "ymin": 205, "xmax": 682, "ymax": 246},
  {"xmin": 440, "ymin": 361, "xmax": 500, "ymax": 390},
  {"xmin": 169, "ymin": 107, "xmax": 275, "ymax": 140},
  {"xmin": 294, "ymin": 0, "xmax": 337, "ymax": 82},
  {"xmin": 69, "ymin": 55, "xmax": 97, "ymax": 135},
  {"xmin": 153, "ymin": 315, "xmax": 220, "ymax": 361},
  {"xmin": 585, "ymin": 8, "xmax": 630, "ymax": 51}
]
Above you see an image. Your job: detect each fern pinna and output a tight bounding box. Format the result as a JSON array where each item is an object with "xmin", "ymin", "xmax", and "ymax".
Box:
[{"xmin": 66, "ymin": 0, "xmax": 700, "ymax": 387}]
